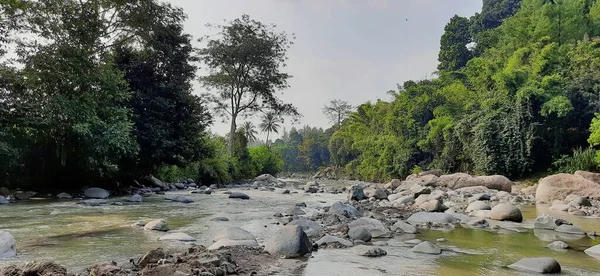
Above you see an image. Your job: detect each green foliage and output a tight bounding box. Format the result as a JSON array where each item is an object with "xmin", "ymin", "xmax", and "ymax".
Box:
[
  {"xmin": 249, "ymin": 145, "xmax": 283, "ymax": 175},
  {"xmin": 273, "ymin": 126, "xmax": 331, "ymax": 172},
  {"xmin": 438, "ymin": 15, "xmax": 472, "ymax": 71},
  {"xmin": 552, "ymin": 147, "xmax": 597, "ymax": 173}
]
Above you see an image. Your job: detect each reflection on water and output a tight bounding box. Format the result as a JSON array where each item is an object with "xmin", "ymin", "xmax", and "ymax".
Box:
[{"xmin": 1, "ymin": 190, "xmax": 600, "ymax": 275}]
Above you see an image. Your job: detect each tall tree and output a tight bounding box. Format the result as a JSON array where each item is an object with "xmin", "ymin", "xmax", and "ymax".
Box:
[
  {"xmin": 260, "ymin": 112, "xmax": 281, "ymax": 147},
  {"xmin": 115, "ymin": 19, "xmax": 212, "ymax": 176},
  {"xmin": 239, "ymin": 121, "xmax": 258, "ymax": 143},
  {"xmin": 322, "ymin": 99, "xmax": 353, "ymax": 129},
  {"xmin": 438, "ymin": 15, "xmax": 472, "ymax": 72},
  {"xmin": 198, "ymin": 14, "xmax": 299, "ymax": 155}
]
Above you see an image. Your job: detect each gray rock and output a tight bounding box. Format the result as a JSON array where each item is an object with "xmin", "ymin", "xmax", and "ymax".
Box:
[
  {"xmin": 127, "ymin": 194, "xmax": 143, "ymax": 203},
  {"xmin": 364, "ymin": 186, "xmax": 388, "ymax": 200},
  {"xmin": 464, "ymin": 218, "xmax": 489, "ymax": 228},
  {"xmin": 284, "ymin": 206, "xmax": 306, "ymax": 216},
  {"xmin": 565, "ymin": 194, "xmax": 592, "ymax": 207},
  {"xmin": 304, "ymin": 181, "xmax": 320, "ymax": 193},
  {"xmin": 585, "ymin": 244, "xmax": 600, "ymax": 260},
  {"xmin": 229, "ymin": 192, "xmax": 250, "ymax": 200},
  {"xmin": 264, "ymin": 224, "xmax": 312, "ymax": 258},
  {"xmin": 0, "ymin": 196, "xmax": 8, "ymax": 205},
  {"xmin": 470, "ymin": 193, "xmax": 491, "ymax": 201},
  {"xmin": 417, "ymin": 199, "xmax": 444, "ymax": 212},
  {"xmin": 328, "ymin": 201, "xmax": 359, "ymax": 217},
  {"xmin": 295, "ymin": 202, "xmax": 307, "ymax": 207},
  {"xmin": 547, "ymin": 241, "xmax": 569, "ymax": 251},
  {"xmin": 354, "ymin": 246, "xmax": 387, "ymax": 257},
  {"xmin": 204, "ymin": 188, "xmax": 213, "ymax": 195},
  {"xmin": 158, "ymin": 232, "xmax": 196, "ymax": 242},
  {"xmin": 404, "ymin": 239, "xmax": 422, "ymax": 245},
  {"xmin": 348, "ymin": 227, "xmax": 372, "ymax": 242},
  {"xmin": 84, "ymin": 187, "xmax": 110, "ymax": 199},
  {"xmin": 210, "ymin": 217, "xmax": 229, "ymax": 222},
  {"xmin": 315, "ymin": 235, "xmax": 353, "ymax": 247},
  {"xmin": 469, "ymin": 210, "xmax": 491, "ymax": 219},
  {"xmin": 171, "ymin": 195, "xmax": 193, "ymax": 203},
  {"xmin": 489, "ymin": 203, "xmax": 522, "ymax": 222},
  {"xmin": 508, "ymin": 257, "xmax": 561, "ymax": 274},
  {"xmin": 0, "ymin": 230, "xmax": 16, "ymax": 258},
  {"xmin": 144, "ymin": 219, "xmax": 169, "ymax": 231},
  {"xmin": 411, "ymin": 241, "xmax": 441, "ymax": 255},
  {"xmin": 466, "ymin": 201, "xmax": 491, "ymax": 213},
  {"xmin": 348, "ymin": 185, "xmax": 367, "ymax": 201},
  {"xmin": 568, "ymin": 208, "xmax": 587, "ymax": 216},
  {"xmin": 209, "ymin": 227, "xmax": 258, "ymax": 250},
  {"xmin": 393, "ymin": 195, "xmax": 415, "ymax": 205},
  {"xmin": 555, "ymin": 224, "xmax": 585, "ymax": 235},
  {"xmin": 348, "ymin": 217, "xmax": 390, "ymax": 238},
  {"xmin": 255, "ymin": 174, "xmax": 277, "ymax": 183},
  {"xmin": 407, "ymin": 212, "xmax": 458, "ymax": 225},
  {"xmin": 80, "ymin": 199, "xmax": 108, "ymax": 206},
  {"xmin": 56, "ymin": 192, "xmax": 72, "ymax": 199},
  {"xmin": 533, "ymin": 214, "xmax": 570, "ymax": 230},
  {"xmin": 288, "ymin": 219, "xmax": 322, "ymax": 237},
  {"xmin": 391, "ymin": 220, "xmax": 418, "ymax": 234}
]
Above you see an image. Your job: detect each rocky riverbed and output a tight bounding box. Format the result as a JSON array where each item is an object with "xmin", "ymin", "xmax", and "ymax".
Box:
[{"xmin": 1, "ymin": 172, "xmax": 600, "ymax": 275}]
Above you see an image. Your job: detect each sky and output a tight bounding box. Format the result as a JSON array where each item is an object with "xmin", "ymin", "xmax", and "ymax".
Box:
[{"xmin": 167, "ymin": 0, "xmax": 483, "ymax": 140}]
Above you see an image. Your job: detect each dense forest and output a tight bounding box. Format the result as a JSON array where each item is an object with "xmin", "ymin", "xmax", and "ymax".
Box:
[{"xmin": 3, "ymin": 0, "xmax": 600, "ymax": 190}]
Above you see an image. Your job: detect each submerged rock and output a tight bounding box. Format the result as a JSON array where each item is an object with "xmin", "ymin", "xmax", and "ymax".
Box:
[
  {"xmin": 547, "ymin": 241, "xmax": 569, "ymax": 251},
  {"xmin": 80, "ymin": 199, "xmax": 108, "ymax": 206},
  {"xmin": 144, "ymin": 219, "xmax": 169, "ymax": 232},
  {"xmin": 533, "ymin": 214, "xmax": 570, "ymax": 230},
  {"xmin": 508, "ymin": 257, "xmax": 561, "ymax": 274},
  {"xmin": 555, "ymin": 224, "xmax": 586, "ymax": 235},
  {"xmin": 210, "ymin": 217, "xmax": 229, "ymax": 222},
  {"xmin": 585, "ymin": 244, "xmax": 600, "ymax": 260},
  {"xmin": 265, "ymin": 224, "xmax": 312, "ymax": 258},
  {"xmin": 0, "ymin": 230, "xmax": 16, "ymax": 258},
  {"xmin": 411, "ymin": 241, "xmax": 441, "ymax": 255}
]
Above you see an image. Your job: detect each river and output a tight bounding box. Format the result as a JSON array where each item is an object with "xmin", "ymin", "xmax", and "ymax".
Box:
[{"xmin": 1, "ymin": 185, "xmax": 600, "ymax": 275}]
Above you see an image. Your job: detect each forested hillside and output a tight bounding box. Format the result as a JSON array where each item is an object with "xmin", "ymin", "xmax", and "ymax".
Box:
[{"xmin": 326, "ymin": 0, "xmax": 600, "ymax": 181}]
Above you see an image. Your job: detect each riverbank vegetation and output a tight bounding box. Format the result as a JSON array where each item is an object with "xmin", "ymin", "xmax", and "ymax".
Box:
[{"xmin": 3, "ymin": 0, "xmax": 600, "ymax": 189}]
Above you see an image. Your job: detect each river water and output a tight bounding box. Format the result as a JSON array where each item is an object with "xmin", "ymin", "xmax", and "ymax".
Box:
[{"xmin": 1, "ymin": 186, "xmax": 600, "ymax": 275}]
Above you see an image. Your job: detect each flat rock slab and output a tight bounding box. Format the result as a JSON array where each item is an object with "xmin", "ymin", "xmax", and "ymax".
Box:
[
  {"xmin": 585, "ymin": 244, "xmax": 600, "ymax": 260},
  {"xmin": 315, "ymin": 235, "xmax": 353, "ymax": 247},
  {"xmin": 555, "ymin": 224, "xmax": 585, "ymax": 235},
  {"xmin": 407, "ymin": 212, "xmax": 458, "ymax": 225},
  {"xmin": 508, "ymin": 257, "xmax": 561, "ymax": 274},
  {"xmin": 158, "ymin": 232, "xmax": 196, "ymax": 242}
]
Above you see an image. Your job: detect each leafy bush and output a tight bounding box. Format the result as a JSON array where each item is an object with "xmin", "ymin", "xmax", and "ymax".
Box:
[
  {"xmin": 249, "ymin": 145, "xmax": 284, "ymax": 175},
  {"xmin": 552, "ymin": 147, "xmax": 597, "ymax": 174}
]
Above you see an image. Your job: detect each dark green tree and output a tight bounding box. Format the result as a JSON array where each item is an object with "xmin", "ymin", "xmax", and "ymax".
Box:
[{"xmin": 438, "ymin": 15, "xmax": 472, "ymax": 71}]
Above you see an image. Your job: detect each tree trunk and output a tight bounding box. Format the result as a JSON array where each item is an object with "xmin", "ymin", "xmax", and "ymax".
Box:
[
  {"xmin": 228, "ymin": 116, "xmax": 237, "ymax": 155},
  {"xmin": 266, "ymin": 130, "xmax": 271, "ymax": 148}
]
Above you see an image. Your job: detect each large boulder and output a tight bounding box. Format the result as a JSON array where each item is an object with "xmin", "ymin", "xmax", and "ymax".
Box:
[
  {"xmin": 144, "ymin": 219, "xmax": 169, "ymax": 232},
  {"xmin": 574, "ymin": 170, "xmax": 600, "ymax": 183},
  {"xmin": 0, "ymin": 230, "xmax": 16, "ymax": 258},
  {"xmin": 84, "ymin": 187, "xmax": 110, "ymax": 199},
  {"xmin": 264, "ymin": 225, "xmax": 312, "ymax": 258},
  {"xmin": 536, "ymin": 173, "xmax": 600, "ymax": 204},
  {"xmin": 466, "ymin": 201, "xmax": 491, "ymax": 213},
  {"xmin": 229, "ymin": 192, "xmax": 250, "ymax": 200},
  {"xmin": 328, "ymin": 201, "xmax": 359, "ymax": 218},
  {"xmin": 288, "ymin": 219, "xmax": 322, "ymax": 237},
  {"xmin": 391, "ymin": 220, "xmax": 418, "ymax": 234},
  {"xmin": 348, "ymin": 227, "xmax": 372, "ymax": 242},
  {"xmin": 405, "ymin": 174, "xmax": 439, "ymax": 187},
  {"xmin": 407, "ymin": 212, "xmax": 458, "ymax": 225},
  {"xmin": 411, "ymin": 241, "xmax": 441, "ymax": 255},
  {"xmin": 489, "ymin": 203, "xmax": 522, "ymax": 222},
  {"xmin": 417, "ymin": 199, "xmax": 445, "ymax": 212},
  {"xmin": 347, "ymin": 185, "xmax": 367, "ymax": 201},
  {"xmin": 363, "ymin": 186, "xmax": 387, "ymax": 200},
  {"xmin": 146, "ymin": 175, "xmax": 168, "ymax": 190},
  {"xmin": 434, "ymin": 173, "xmax": 512, "ymax": 192},
  {"xmin": 127, "ymin": 194, "xmax": 143, "ymax": 203},
  {"xmin": 208, "ymin": 227, "xmax": 258, "ymax": 250},
  {"xmin": 348, "ymin": 218, "xmax": 390, "ymax": 238},
  {"xmin": 585, "ymin": 244, "xmax": 600, "ymax": 260},
  {"xmin": 508, "ymin": 257, "xmax": 561, "ymax": 274},
  {"xmin": 533, "ymin": 214, "xmax": 571, "ymax": 230}
]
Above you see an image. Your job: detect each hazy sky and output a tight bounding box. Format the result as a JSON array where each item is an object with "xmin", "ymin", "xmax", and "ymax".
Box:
[{"xmin": 168, "ymin": 0, "xmax": 482, "ymax": 139}]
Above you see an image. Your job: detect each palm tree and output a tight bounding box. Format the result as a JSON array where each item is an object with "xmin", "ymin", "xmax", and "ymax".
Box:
[
  {"xmin": 260, "ymin": 112, "xmax": 281, "ymax": 147},
  {"xmin": 240, "ymin": 121, "xmax": 258, "ymax": 143}
]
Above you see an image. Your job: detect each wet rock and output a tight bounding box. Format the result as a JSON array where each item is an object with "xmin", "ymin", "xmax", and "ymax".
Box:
[
  {"xmin": 348, "ymin": 227, "xmax": 372, "ymax": 242},
  {"xmin": 550, "ymin": 201, "xmax": 570, "ymax": 211},
  {"xmin": 304, "ymin": 181, "xmax": 320, "ymax": 193},
  {"xmin": 56, "ymin": 192, "xmax": 72, "ymax": 199},
  {"xmin": 13, "ymin": 191, "xmax": 37, "ymax": 200},
  {"xmin": 328, "ymin": 201, "xmax": 359, "ymax": 217},
  {"xmin": 348, "ymin": 185, "xmax": 367, "ymax": 201},
  {"xmin": 547, "ymin": 241, "xmax": 569, "ymax": 251},
  {"xmin": 229, "ymin": 192, "xmax": 250, "ymax": 200},
  {"xmin": 0, "ymin": 230, "xmax": 16, "ymax": 258},
  {"xmin": 315, "ymin": 235, "xmax": 353, "ymax": 247},
  {"xmin": 111, "ymin": 202, "xmax": 123, "ymax": 206},
  {"xmin": 171, "ymin": 195, "xmax": 193, "ymax": 203},
  {"xmin": 405, "ymin": 239, "xmax": 422, "ymax": 245},
  {"xmin": 91, "ymin": 262, "xmax": 121, "ymax": 276},
  {"xmin": 284, "ymin": 206, "xmax": 306, "ymax": 216},
  {"xmin": 407, "ymin": 212, "xmax": 458, "ymax": 225},
  {"xmin": 0, "ymin": 196, "xmax": 8, "ymax": 205},
  {"xmin": 288, "ymin": 218, "xmax": 322, "ymax": 237},
  {"xmin": 391, "ymin": 220, "xmax": 418, "ymax": 234},
  {"xmin": 210, "ymin": 217, "xmax": 229, "ymax": 222},
  {"xmin": 144, "ymin": 219, "xmax": 169, "ymax": 232},
  {"xmin": 466, "ymin": 201, "xmax": 491, "ymax": 213},
  {"xmin": 348, "ymin": 217, "xmax": 390, "ymax": 238},
  {"xmin": 555, "ymin": 224, "xmax": 586, "ymax": 235},
  {"xmin": 364, "ymin": 186, "xmax": 387, "ymax": 200},
  {"xmin": 139, "ymin": 248, "xmax": 166, "ymax": 268},
  {"xmin": 265, "ymin": 224, "xmax": 312, "ymax": 258},
  {"xmin": 489, "ymin": 203, "xmax": 522, "ymax": 222},
  {"xmin": 208, "ymin": 227, "xmax": 258, "ymax": 250},
  {"xmin": 568, "ymin": 208, "xmax": 587, "ymax": 216},
  {"xmin": 84, "ymin": 187, "xmax": 110, "ymax": 199},
  {"xmin": 203, "ymin": 188, "xmax": 213, "ymax": 195},
  {"xmin": 508, "ymin": 257, "xmax": 561, "ymax": 274},
  {"xmin": 464, "ymin": 218, "xmax": 489, "ymax": 228},
  {"xmin": 533, "ymin": 214, "xmax": 570, "ymax": 230},
  {"xmin": 80, "ymin": 199, "xmax": 108, "ymax": 206},
  {"xmin": 158, "ymin": 232, "xmax": 196, "ymax": 242},
  {"xmin": 127, "ymin": 194, "xmax": 143, "ymax": 203},
  {"xmin": 354, "ymin": 246, "xmax": 387, "ymax": 257},
  {"xmin": 536, "ymin": 173, "xmax": 600, "ymax": 204},
  {"xmin": 585, "ymin": 244, "xmax": 600, "ymax": 260},
  {"xmin": 411, "ymin": 241, "xmax": 441, "ymax": 255}
]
